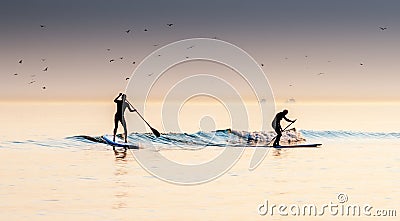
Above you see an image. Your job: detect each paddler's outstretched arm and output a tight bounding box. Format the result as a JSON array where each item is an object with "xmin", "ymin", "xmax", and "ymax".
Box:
[
  {"xmin": 283, "ymin": 116, "xmax": 296, "ymax": 123},
  {"xmin": 125, "ymin": 100, "xmax": 136, "ymax": 112}
]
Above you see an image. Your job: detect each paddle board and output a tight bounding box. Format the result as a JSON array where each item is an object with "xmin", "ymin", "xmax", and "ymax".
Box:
[
  {"xmin": 270, "ymin": 143, "xmax": 322, "ymax": 148},
  {"xmin": 102, "ymin": 135, "xmax": 140, "ymax": 149}
]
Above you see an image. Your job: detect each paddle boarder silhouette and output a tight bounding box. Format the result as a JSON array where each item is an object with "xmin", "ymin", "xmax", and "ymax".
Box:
[
  {"xmin": 113, "ymin": 93, "xmax": 136, "ymax": 143},
  {"xmin": 272, "ymin": 109, "xmax": 296, "ymax": 146}
]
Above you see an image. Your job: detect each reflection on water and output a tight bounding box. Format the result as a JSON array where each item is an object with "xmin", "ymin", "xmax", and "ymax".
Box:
[
  {"xmin": 113, "ymin": 150, "xmax": 129, "ymax": 210},
  {"xmin": 114, "ymin": 148, "xmax": 128, "ymax": 160},
  {"xmin": 271, "ymin": 148, "xmax": 282, "ymax": 157}
]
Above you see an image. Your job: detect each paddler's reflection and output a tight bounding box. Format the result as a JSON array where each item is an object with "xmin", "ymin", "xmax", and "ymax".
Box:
[
  {"xmin": 114, "ymin": 147, "xmax": 127, "ymax": 159},
  {"xmin": 271, "ymin": 148, "xmax": 281, "ymax": 156}
]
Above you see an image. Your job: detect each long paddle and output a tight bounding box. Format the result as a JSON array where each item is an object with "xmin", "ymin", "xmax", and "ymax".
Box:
[
  {"xmin": 266, "ymin": 120, "xmax": 296, "ymax": 146},
  {"xmin": 126, "ymin": 100, "xmax": 161, "ymax": 138}
]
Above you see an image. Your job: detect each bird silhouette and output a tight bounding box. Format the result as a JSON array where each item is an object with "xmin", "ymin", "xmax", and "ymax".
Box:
[
  {"xmin": 261, "ymin": 63, "xmax": 264, "ymax": 67},
  {"xmin": 41, "ymin": 58, "xmax": 46, "ymax": 62},
  {"xmin": 286, "ymin": 98, "xmax": 296, "ymax": 103},
  {"xmin": 144, "ymin": 29, "xmax": 148, "ymax": 32},
  {"xmin": 40, "ymin": 25, "xmax": 46, "ymax": 28},
  {"xmin": 42, "ymin": 86, "xmax": 46, "ymax": 90},
  {"xmin": 13, "ymin": 73, "xmax": 18, "ymax": 76},
  {"xmin": 153, "ymin": 44, "xmax": 159, "ymax": 47},
  {"xmin": 109, "ymin": 59, "xmax": 115, "ymax": 62},
  {"xmin": 28, "ymin": 81, "xmax": 36, "ymax": 84},
  {"xmin": 132, "ymin": 61, "xmax": 136, "ymax": 64},
  {"xmin": 167, "ymin": 23, "xmax": 173, "ymax": 27},
  {"xmin": 125, "ymin": 29, "xmax": 131, "ymax": 33},
  {"xmin": 18, "ymin": 60, "xmax": 22, "ymax": 64},
  {"xmin": 147, "ymin": 73, "xmax": 154, "ymax": 76},
  {"xmin": 125, "ymin": 77, "xmax": 130, "ymax": 80},
  {"xmin": 119, "ymin": 57, "xmax": 123, "ymax": 60},
  {"xmin": 317, "ymin": 72, "xmax": 325, "ymax": 75},
  {"xmin": 187, "ymin": 45, "xmax": 195, "ymax": 49},
  {"xmin": 43, "ymin": 67, "xmax": 48, "ymax": 71},
  {"xmin": 379, "ymin": 27, "xmax": 388, "ymax": 31},
  {"xmin": 360, "ymin": 63, "xmax": 364, "ymax": 66},
  {"xmin": 106, "ymin": 48, "xmax": 111, "ymax": 51}
]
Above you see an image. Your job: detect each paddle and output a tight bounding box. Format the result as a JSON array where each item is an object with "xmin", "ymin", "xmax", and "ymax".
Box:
[
  {"xmin": 266, "ymin": 119, "xmax": 296, "ymax": 146},
  {"xmin": 126, "ymin": 100, "xmax": 161, "ymax": 138}
]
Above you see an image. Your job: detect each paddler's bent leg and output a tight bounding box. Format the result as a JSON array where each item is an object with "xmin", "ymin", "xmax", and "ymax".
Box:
[{"xmin": 274, "ymin": 128, "xmax": 282, "ymax": 147}]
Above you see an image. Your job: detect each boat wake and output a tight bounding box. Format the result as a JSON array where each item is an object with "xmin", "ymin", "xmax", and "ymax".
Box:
[
  {"xmin": 1, "ymin": 129, "xmax": 398, "ymax": 149},
  {"xmin": 71, "ymin": 128, "xmax": 305, "ymax": 149}
]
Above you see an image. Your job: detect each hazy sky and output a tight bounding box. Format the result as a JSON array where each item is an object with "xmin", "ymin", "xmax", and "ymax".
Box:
[{"xmin": 1, "ymin": 0, "xmax": 399, "ymax": 102}]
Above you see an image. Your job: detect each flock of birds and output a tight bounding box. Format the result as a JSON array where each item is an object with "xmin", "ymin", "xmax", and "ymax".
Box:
[
  {"xmin": 107, "ymin": 24, "xmax": 177, "ymax": 81},
  {"xmin": 277, "ymin": 26, "xmax": 389, "ymax": 103},
  {"xmin": 13, "ymin": 23, "xmax": 176, "ymax": 89},
  {"xmin": 12, "ymin": 24, "xmax": 389, "ymax": 93},
  {"xmin": 14, "ymin": 58, "xmax": 48, "ymax": 90}
]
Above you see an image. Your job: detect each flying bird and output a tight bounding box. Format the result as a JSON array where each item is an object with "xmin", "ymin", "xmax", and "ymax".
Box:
[
  {"xmin": 41, "ymin": 58, "xmax": 46, "ymax": 62},
  {"xmin": 132, "ymin": 61, "xmax": 136, "ymax": 64},
  {"xmin": 360, "ymin": 63, "xmax": 364, "ymax": 66},
  {"xmin": 125, "ymin": 29, "xmax": 131, "ymax": 33},
  {"xmin": 125, "ymin": 77, "xmax": 130, "ymax": 81},
  {"xmin": 144, "ymin": 29, "xmax": 148, "ymax": 32},
  {"xmin": 317, "ymin": 72, "xmax": 325, "ymax": 75},
  {"xmin": 28, "ymin": 81, "xmax": 36, "ymax": 84},
  {"xmin": 13, "ymin": 73, "xmax": 18, "ymax": 76},
  {"xmin": 18, "ymin": 60, "xmax": 22, "ymax": 64},
  {"xmin": 40, "ymin": 25, "xmax": 46, "ymax": 28},
  {"xmin": 42, "ymin": 86, "xmax": 46, "ymax": 90},
  {"xmin": 147, "ymin": 73, "xmax": 154, "ymax": 76},
  {"xmin": 153, "ymin": 44, "xmax": 159, "ymax": 47},
  {"xmin": 119, "ymin": 57, "xmax": 123, "ymax": 60},
  {"xmin": 106, "ymin": 48, "xmax": 111, "ymax": 51},
  {"xmin": 286, "ymin": 98, "xmax": 296, "ymax": 103},
  {"xmin": 187, "ymin": 45, "xmax": 195, "ymax": 49},
  {"xmin": 379, "ymin": 27, "xmax": 388, "ymax": 31},
  {"xmin": 167, "ymin": 23, "xmax": 174, "ymax": 27},
  {"xmin": 109, "ymin": 59, "xmax": 115, "ymax": 63},
  {"xmin": 261, "ymin": 63, "xmax": 264, "ymax": 67},
  {"xmin": 43, "ymin": 67, "xmax": 48, "ymax": 71}
]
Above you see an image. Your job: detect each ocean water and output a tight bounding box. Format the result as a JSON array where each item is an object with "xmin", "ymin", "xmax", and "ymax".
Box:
[
  {"xmin": 1, "ymin": 128, "xmax": 399, "ymax": 150},
  {"xmin": 0, "ymin": 102, "xmax": 399, "ymax": 220}
]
